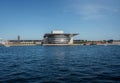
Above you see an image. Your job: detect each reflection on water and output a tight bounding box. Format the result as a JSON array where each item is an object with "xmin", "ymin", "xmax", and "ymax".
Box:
[{"xmin": 0, "ymin": 45, "xmax": 120, "ymax": 82}]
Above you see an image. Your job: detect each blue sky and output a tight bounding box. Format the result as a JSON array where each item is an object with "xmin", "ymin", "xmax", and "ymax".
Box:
[{"xmin": 0, "ymin": 0, "xmax": 120, "ymax": 40}]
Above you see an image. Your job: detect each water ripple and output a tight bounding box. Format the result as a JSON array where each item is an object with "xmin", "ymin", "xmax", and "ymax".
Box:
[{"xmin": 0, "ymin": 46, "xmax": 120, "ymax": 82}]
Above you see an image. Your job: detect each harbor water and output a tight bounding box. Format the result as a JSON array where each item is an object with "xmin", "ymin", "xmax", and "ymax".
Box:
[{"xmin": 0, "ymin": 45, "xmax": 120, "ymax": 83}]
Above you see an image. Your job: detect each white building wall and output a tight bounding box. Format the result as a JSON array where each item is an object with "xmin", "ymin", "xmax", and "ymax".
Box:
[{"xmin": 69, "ymin": 37, "xmax": 73, "ymax": 44}]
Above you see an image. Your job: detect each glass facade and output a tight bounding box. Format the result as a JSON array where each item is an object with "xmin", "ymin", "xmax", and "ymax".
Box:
[{"xmin": 44, "ymin": 34, "xmax": 71, "ymax": 44}]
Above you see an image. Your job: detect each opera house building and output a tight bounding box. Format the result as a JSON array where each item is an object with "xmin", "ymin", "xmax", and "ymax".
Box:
[{"xmin": 43, "ymin": 30, "xmax": 78, "ymax": 46}]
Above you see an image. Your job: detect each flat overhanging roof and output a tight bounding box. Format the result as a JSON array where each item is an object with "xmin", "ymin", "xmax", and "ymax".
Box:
[{"xmin": 44, "ymin": 33, "xmax": 78, "ymax": 37}]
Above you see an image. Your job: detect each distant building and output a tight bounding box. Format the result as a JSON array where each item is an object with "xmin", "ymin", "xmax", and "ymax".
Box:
[
  {"xmin": 7, "ymin": 40, "xmax": 42, "ymax": 46},
  {"xmin": 43, "ymin": 30, "xmax": 78, "ymax": 45},
  {"xmin": 18, "ymin": 35, "xmax": 20, "ymax": 41},
  {"xmin": 112, "ymin": 40, "xmax": 120, "ymax": 45},
  {"xmin": 5, "ymin": 35, "xmax": 42, "ymax": 46}
]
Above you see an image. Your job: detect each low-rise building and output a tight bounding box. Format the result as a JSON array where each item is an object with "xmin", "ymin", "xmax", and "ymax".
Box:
[
  {"xmin": 6, "ymin": 40, "xmax": 42, "ymax": 46},
  {"xmin": 112, "ymin": 40, "xmax": 120, "ymax": 45}
]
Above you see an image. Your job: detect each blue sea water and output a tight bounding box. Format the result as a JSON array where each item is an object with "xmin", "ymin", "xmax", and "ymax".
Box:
[{"xmin": 0, "ymin": 45, "xmax": 120, "ymax": 83}]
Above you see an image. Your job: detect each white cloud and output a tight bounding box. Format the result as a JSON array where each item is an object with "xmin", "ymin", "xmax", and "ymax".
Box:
[{"xmin": 69, "ymin": 2, "xmax": 119, "ymax": 20}]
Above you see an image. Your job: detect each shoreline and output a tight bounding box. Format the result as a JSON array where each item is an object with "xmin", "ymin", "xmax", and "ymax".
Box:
[{"xmin": 2, "ymin": 44, "xmax": 120, "ymax": 47}]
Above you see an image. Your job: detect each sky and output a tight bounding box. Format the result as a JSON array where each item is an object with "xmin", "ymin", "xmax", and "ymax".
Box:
[{"xmin": 0, "ymin": 0, "xmax": 120, "ymax": 40}]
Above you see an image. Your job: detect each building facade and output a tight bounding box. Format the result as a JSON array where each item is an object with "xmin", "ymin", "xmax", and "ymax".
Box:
[
  {"xmin": 6, "ymin": 40, "xmax": 42, "ymax": 46},
  {"xmin": 43, "ymin": 30, "xmax": 78, "ymax": 45}
]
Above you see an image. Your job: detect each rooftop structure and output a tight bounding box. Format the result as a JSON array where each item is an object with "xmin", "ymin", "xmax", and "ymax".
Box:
[
  {"xmin": 43, "ymin": 30, "xmax": 78, "ymax": 46},
  {"xmin": 51, "ymin": 30, "xmax": 64, "ymax": 34}
]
